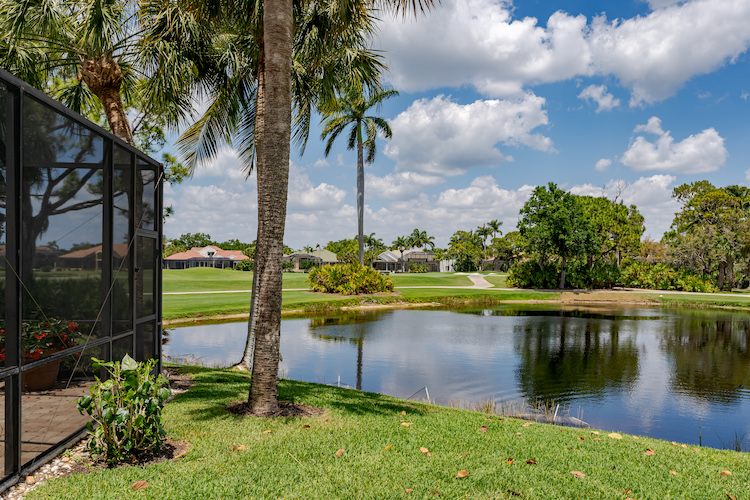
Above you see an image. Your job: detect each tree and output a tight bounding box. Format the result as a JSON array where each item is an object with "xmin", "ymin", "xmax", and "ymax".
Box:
[
  {"xmin": 577, "ymin": 196, "xmax": 644, "ymax": 267},
  {"xmin": 447, "ymin": 230, "xmax": 483, "ymax": 272},
  {"xmin": 490, "ymin": 231, "xmax": 523, "ymax": 270},
  {"xmin": 517, "ymin": 182, "xmax": 600, "ymax": 288},
  {"xmin": 325, "ymin": 239, "xmax": 358, "ymax": 263},
  {"xmin": 172, "ymin": 232, "xmax": 214, "ymax": 249},
  {"xmin": 408, "ymin": 228, "xmax": 434, "ymax": 251},
  {"xmin": 321, "ymin": 88, "xmax": 398, "ymax": 265},
  {"xmin": 391, "ymin": 236, "xmax": 410, "ymax": 272},
  {"xmin": 475, "ymin": 225, "xmax": 493, "ymax": 262},
  {"xmin": 664, "ymin": 182, "xmax": 750, "ymax": 290},
  {"xmin": 487, "ymin": 219, "xmax": 503, "ymax": 241}
]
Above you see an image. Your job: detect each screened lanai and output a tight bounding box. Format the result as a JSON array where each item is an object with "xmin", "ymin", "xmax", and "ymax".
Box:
[{"xmin": 0, "ymin": 68, "xmax": 163, "ymax": 489}]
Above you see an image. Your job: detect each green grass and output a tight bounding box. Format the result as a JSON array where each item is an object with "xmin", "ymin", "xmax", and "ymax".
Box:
[
  {"xmin": 29, "ymin": 365, "xmax": 750, "ymax": 500},
  {"xmin": 483, "ymin": 274, "xmax": 509, "ymax": 288},
  {"xmin": 659, "ymin": 293, "xmax": 750, "ymax": 308},
  {"xmin": 389, "ymin": 273, "xmax": 473, "ymax": 287}
]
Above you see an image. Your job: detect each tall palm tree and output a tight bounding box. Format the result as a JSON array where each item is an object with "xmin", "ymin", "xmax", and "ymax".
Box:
[
  {"xmin": 476, "ymin": 225, "xmax": 493, "ymax": 262},
  {"xmin": 0, "ymin": 0, "xmax": 197, "ymax": 145},
  {"xmin": 391, "ymin": 235, "xmax": 409, "ymax": 273},
  {"xmin": 321, "ymin": 88, "xmax": 398, "ymax": 265},
  {"xmin": 487, "ymin": 219, "xmax": 503, "ymax": 241},
  {"xmin": 408, "ymin": 228, "xmax": 435, "ymax": 251}
]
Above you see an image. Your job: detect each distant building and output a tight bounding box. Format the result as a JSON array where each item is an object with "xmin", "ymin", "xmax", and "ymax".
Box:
[
  {"xmin": 372, "ymin": 249, "xmax": 440, "ymax": 272},
  {"xmin": 164, "ymin": 245, "xmax": 250, "ymax": 269},
  {"xmin": 283, "ymin": 249, "xmax": 340, "ymax": 271},
  {"xmin": 59, "ymin": 243, "xmax": 128, "ymax": 270}
]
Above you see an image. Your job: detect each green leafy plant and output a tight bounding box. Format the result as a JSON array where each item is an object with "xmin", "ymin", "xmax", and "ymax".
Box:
[
  {"xmin": 76, "ymin": 355, "xmax": 171, "ymax": 465},
  {"xmin": 308, "ymin": 263, "xmax": 394, "ymax": 295},
  {"xmin": 234, "ymin": 259, "xmax": 253, "ymax": 271},
  {"xmin": 408, "ymin": 263, "xmax": 428, "ymax": 273}
]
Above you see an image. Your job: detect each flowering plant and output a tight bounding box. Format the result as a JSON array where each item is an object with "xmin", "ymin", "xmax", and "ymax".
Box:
[{"xmin": 0, "ymin": 318, "xmax": 80, "ymax": 362}]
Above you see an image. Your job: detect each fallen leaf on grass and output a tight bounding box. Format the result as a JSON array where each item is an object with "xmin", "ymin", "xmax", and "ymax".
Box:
[
  {"xmin": 623, "ymin": 489, "xmax": 631, "ymax": 494},
  {"xmin": 568, "ymin": 446, "xmax": 575, "ymax": 450},
  {"xmin": 506, "ymin": 458, "xmax": 514, "ymax": 464},
  {"xmin": 302, "ymin": 424, "xmax": 310, "ymax": 429},
  {"xmin": 726, "ymin": 494, "xmax": 736, "ymax": 500},
  {"xmin": 456, "ymin": 470, "xmax": 469, "ymax": 478},
  {"xmin": 335, "ymin": 449, "xmax": 345, "ymax": 457},
  {"xmin": 433, "ymin": 490, "xmax": 441, "ymax": 496},
  {"xmin": 608, "ymin": 433, "xmax": 622, "ymax": 439},
  {"xmin": 591, "ymin": 431, "xmax": 600, "ymax": 435},
  {"xmin": 644, "ymin": 449, "xmax": 655, "ymax": 456},
  {"xmin": 262, "ymin": 430, "xmax": 272, "ymax": 435},
  {"xmin": 525, "ymin": 459, "xmax": 537, "ymax": 465},
  {"xmin": 401, "ymin": 410, "xmax": 407, "ymax": 415},
  {"xmin": 632, "ymin": 436, "xmax": 639, "ymax": 440},
  {"xmin": 522, "ymin": 422, "xmax": 532, "ymax": 428},
  {"xmin": 570, "ymin": 471, "xmax": 585, "ymax": 478},
  {"xmin": 461, "ymin": 452, "xmax": 468, "ymax": 458},
  {"xmin": 515, "ymin": 432, "xmax": 522, "ymax": 436},
  {"xmin": 720, "ymin": 471, "xmax": 732, "ymax": 477},
  {"xmin": 594, "ymin": 438, "xmax": 601, "ymax": 441},
  {"xmin": 420, "ymin": 447, "xmax": 430, "ymax": 454},
  {"xmin": 507, "ymin": 489, "xmax": 522, "ymax": 497},
  {"xmin": 578, "ymin": 436, "xmax": 585, "ymax": 441},
  {"xmin": 174, "ymin": 451, "xmax": 187, "ymax": 459},
  {"xmin": 131, "ymin": 481, "xmax": 149, "ymax": 490},
  {"xmin": 479, "ymin": 426, "xmax": 488, "ymax": 433},
  {"xmin": 671, "ymin": 441, "xmax": 678, "ymax": 446},
  {"xmin": 231, "ymin": 445, "xmax": 247, "ymax": 452},
  {"xmin": 682, "ymin": 444, "xmax": 688, "ymax": 448},
  {"xmin": 384, "ymin": 445, "xmax": 392, "ymax": 451},
  {"xmin": 405, "ymin": 489, "xmax": 413, "ymax": 494},
  {"xmin": 669, "ymin": 471, "xmax": 678, "ymax": 476},
  {"xmin": 401, "ymin": 422, "xmax": 414, "ymax": 427}
]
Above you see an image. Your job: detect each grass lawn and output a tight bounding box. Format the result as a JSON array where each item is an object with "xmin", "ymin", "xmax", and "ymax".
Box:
[
  {"xmin": 483, "ymin": 274, "xmax": 509, "ymax": 288},
  {"xmin": 29, "ymin": 365, "xmax": 750, "ymax": 499},
  {"xmin": 389, "ymin": 273, "xmax": 474, "ymax": 287}
]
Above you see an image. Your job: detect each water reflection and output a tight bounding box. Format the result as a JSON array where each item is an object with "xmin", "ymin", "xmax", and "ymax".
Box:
[{"xmin": 164, "ymin": 305, "xmax": 750, "ymax": 447}]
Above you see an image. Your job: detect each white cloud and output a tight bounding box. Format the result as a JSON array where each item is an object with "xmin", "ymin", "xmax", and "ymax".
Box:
[
  {"xmin": 621, "ymin": 117, "xmax": 727, "ymax": 174},
  {"xmin": 366, "ymin": 172, "xmax": 444, "ymax": 200},
  {"xmin": 588, "ymin": 0, "xmax": 750, "ymax": 105},
  {"xmin": 642, "ymin": 0, "xmax": 684, "ymax": 9},
  {"xmin": 595, "ymin": 158, "xmax": 612, "ymax": 171},
  {"xmin": 578, "ymin": 85, "xmax": 621, "ymax": 112},
  {"xmin": 377, "ymin": 0, "xmax": 750, "ymax": 105},
  {"xmin": 286, "ymin": 164, "xmax": 347, "ymax": 212},
  {"xmin": 385, "ymin": 94, "xmax": 553, "ymax": 176},
  {"xmin": 746, "ymin": 169, "xmax": 750, "ymax": 182},
  {"xmin": 191, "ymin": 147, "xmax": 248, "ymax": 181},
  {"xmin": 742, "ymin": 90, "xmax": 749, "ymax": 101}
]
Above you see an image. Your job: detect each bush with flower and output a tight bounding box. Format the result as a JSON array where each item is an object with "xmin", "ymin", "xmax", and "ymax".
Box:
[{"xmin": 0, "ymin": 318, "xmax": 80, "ymax": 363}]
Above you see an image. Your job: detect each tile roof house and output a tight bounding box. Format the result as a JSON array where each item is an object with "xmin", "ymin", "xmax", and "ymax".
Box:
[
  {"xmin": 58, "ymin": 243, "xmax": 129, "ymax": 270},
  {"xmin": 164, "ymin": 245, "xmax": 250, "ymax": 269}
]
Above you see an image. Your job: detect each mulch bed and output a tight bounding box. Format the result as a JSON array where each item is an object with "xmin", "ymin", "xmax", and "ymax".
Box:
[{"xmin": 226, "ymin": 400, "xmax": 325, "ymax": 418}]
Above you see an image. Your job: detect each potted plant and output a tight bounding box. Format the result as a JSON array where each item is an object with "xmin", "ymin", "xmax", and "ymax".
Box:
[{"xmin": 0, "ymin": 318, "xmax": 80, "ymax": 391}]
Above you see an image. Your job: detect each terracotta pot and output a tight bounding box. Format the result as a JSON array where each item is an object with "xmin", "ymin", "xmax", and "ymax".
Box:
[{"xmin": 22, "ymin": 350, "xmax": 62, "ymax": 392}]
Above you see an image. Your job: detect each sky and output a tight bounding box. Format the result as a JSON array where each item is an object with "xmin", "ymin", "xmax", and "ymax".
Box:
[{"xmin": 163, "ymin": 0, "xmax": 750, "ymax": 250}]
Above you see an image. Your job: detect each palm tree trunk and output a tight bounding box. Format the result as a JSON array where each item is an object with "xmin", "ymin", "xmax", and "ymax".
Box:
[
  {"xmin": 248, "ymin": 0, "xmax": 293, "ymax": 416},
  {"xmin": 237, "ymin": 47, "xmax": 266, "ymax": 371},
  {"xmin": 357, "ymin": 121, "xmax": 364, "ymax": 266},
  {"xmin": 79, "ymin": 55, "xmax": 134, "ymax": 145}
]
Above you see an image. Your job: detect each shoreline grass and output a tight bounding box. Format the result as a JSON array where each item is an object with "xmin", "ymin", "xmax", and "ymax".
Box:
[{"xmin": 28, "ymin": 365, "xmax": 750, "ymax": 499}]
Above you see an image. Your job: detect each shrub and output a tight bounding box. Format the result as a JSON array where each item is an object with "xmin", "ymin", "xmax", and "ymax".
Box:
[
  {"xmin": 618, "ymin": 261, "xmax": 717, "ymax": 292},
  {"xmin": 308, "ymin": 263, "xmax": 394, "ymax": 295},
  {"xmin": 76, "ymin": 355, "xmax": 171, "ymax": 465},
  {"xmin": 234, "ymin": 259, "xmax": 253, "ymax": 271},
  {"xmin": 409, "ymin": 263, "xmax": 428, "ymax": 273},
  {"xmin": 507, "ymin": 260, "xmax": 559, "ymax": 288}
]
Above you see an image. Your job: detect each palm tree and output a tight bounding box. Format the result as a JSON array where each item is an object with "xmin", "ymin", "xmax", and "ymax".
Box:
[
  {"xmin": 392, "ymin": 236, "xmax": 410, "ymax": 272},
  {"xmin": 0, "ymin": 0, "xmax": 197, "ymax": 145},
  {"xmin": 476, "ymin": 225, "xmax": 493, "ymax": 263},
  {"xmin": 487, "ymin": 219, "xmax": 503, "ymax": 241},
  {"xmin": 321, "ymin": 88, "xmax": 399, "ymax": 266},
  {"xmin": 408, "ymin": 228, "xmax": 435, "ymax": 251}
]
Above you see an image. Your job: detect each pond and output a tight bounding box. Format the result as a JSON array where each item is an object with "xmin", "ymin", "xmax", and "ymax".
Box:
[{"xmin": 163, "ymin": 305, "xmax": 750, "ymax": 449}]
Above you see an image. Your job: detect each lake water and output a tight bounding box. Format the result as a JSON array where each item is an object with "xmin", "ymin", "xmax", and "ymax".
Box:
[{"xmin": 163, "ymin": 305, "xmax": 750, "ymax": 449}]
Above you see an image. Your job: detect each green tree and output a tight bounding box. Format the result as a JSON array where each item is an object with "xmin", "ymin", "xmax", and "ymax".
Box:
[
  {"xmin": 518, "ymin": 182, "xmax": 600, "ymax": 288},
  {"xmin": 408, "ymin": 228, "xmax": 435, "ymax": 251},
  {"xmin": 321, "ymin": 88, "xmax": 398, "ymax": 265},
  {"xmin": 172, "ymin": 233, "xmax": 214, "ymax": 249},
  {"xmin": 325, "ymin": 239, "xmax": 359, "ymax": 263},
  {"xmin": 487, "ymin": 219, "xmax": 503, "ymax": 241},
  {"xmin": 578, "ymin": 196, "xmax": 644, "ymax": 267},
  {"xmin": 447, "ymin": 230, "xmax": 483, "ymax": 272},
  {"xmin": 665, "ymin": 181, "xmax": 750, "ymax": 290},
  {"xmin": 391, "ymin": 235, "xmax": 410, "ymax": 272},
  {"xmin": 475, "ymin": 224, "xmax": 493, "ymax": 262},
  {"xmin": 490, "ymin": 231, "xmax": 523, "ymax": 270}
]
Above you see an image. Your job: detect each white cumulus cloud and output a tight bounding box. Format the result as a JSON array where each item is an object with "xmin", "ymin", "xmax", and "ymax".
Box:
[
  {"xmin": 595, "ymin": 158, "xmax": 612, "ymax": 171},
  {"xmin": 366, "ymin": 172, "xmax": 444, "ymax": 201},
  {"xmin": 376, "ymin": 0, "xmax": 750, "ymax": 105},
  {"xmin": 578, "ymin": 84, "xmax": 621, "ymax": 112},
  {"xmin": 621, "ymin": 117, "xmax": 727, "ymax": 174},
  {"xmin": 385, "ymin": 94, "xmax": 554, "ymax": 176}
]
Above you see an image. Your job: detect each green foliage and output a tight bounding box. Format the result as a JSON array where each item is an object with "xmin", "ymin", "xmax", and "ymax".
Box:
[
  {"xmin": 234, "ymin": 259, "xmax": 254, "ymax": 271},
  {"xmin": 507, "ymin": 260, "xmax": 559, "ymax": 288},
  {"xmin": 299, "ymin": 260, "xmax": 316, "ymax": 270},
  {"xmin": 171, "ymin": 232, "xmax": 214, "ymax": 249},
  {"xmin": 325, "ymin": 239, "xmax": 358, "ymax": 263},
  {"xmin": 618, "ymin": 261, "xmax": 718, "ymax": 293},
  {"xmin": 447, "ymin": 230, "xmax": 483, "ymax": 272},
  {"xmin": 76, "ymin": 355, "xmax": 171, "ymax": 465},
  {"xmin": 508, "ymin": 259, "xmax": 619, "ymax": 289},
  {"xmin": 409, "ymin": 262, "xmax": 428, "ymax": 273},
  {"xmin": 308, "ymin": 263, "xmax": 394, "ymax": 295}
]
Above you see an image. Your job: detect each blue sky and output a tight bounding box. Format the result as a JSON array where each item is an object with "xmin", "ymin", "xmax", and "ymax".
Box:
[{"xmin": 164, "ymin": 0, "xmax": 750, "ymax": 250}]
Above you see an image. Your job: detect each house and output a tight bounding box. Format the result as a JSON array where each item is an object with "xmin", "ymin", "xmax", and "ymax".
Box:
[
  {"xmin": 283, "ymin": 249, "xmax": 339, "ymax": 271},
  {"xmin": 164, "ymin": 245, "xmax": 250, "ymax": 269},
  {"xmin": 372, "ymin": 249, "xmax": 440, "ymax": 272},
  {"xmin": 58, "ymin": 243, "xmax": 129, "ymax": 270}
]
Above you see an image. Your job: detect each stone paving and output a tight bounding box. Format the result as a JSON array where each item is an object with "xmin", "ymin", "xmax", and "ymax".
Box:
[{"xmin": 0, "ymin": 382, "xmax": 92, "ymax": 467}]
